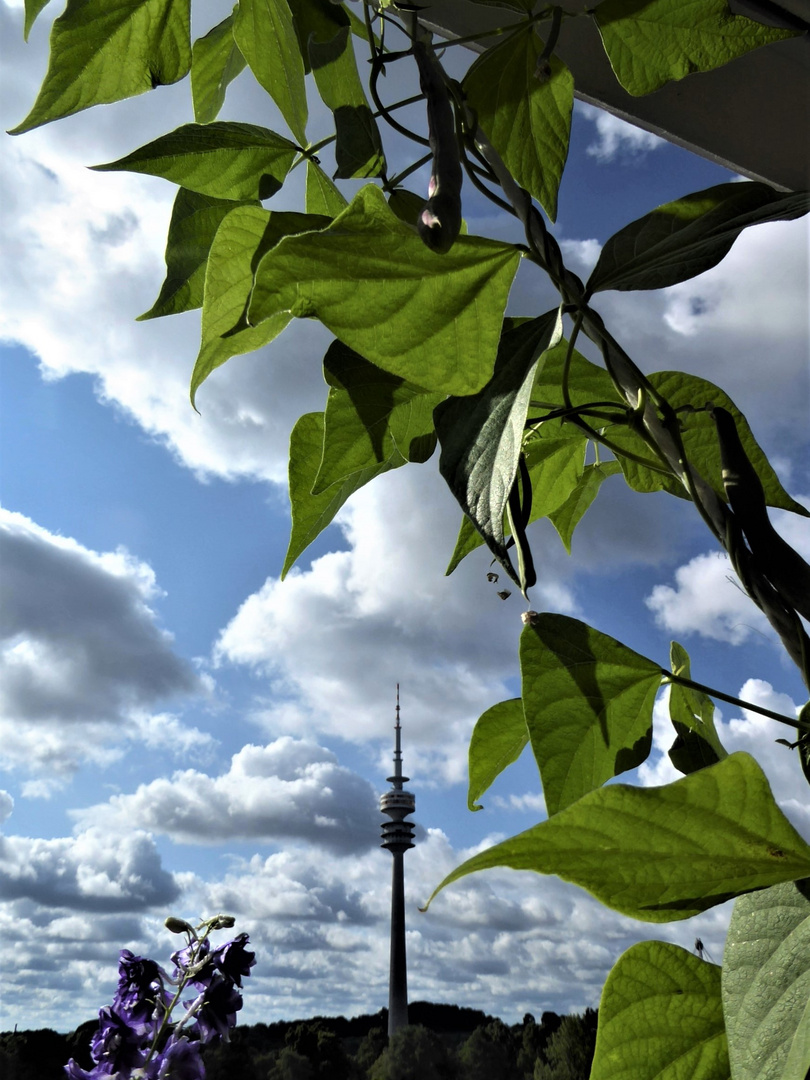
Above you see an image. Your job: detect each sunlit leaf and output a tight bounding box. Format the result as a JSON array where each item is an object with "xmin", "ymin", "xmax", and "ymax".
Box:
[
  {"xmin": 284, "ymin": 412, "xmax": 400, "ymax": 578},
  {"xmin": 667, "ymin": 641, "xmax": 727, "ymax": 776},
  {"xmin": 93, "ymin": 122, "xmax": 298, "ymax": 201},
  {"xmin": 723, "ymin": 879, "xmax": 810, "ymax": 1080},
  {"xmin": 234, "ymin": 0, "xmax": 307, "ymax": 143},
  {"xmin": 593, "ymin": 0, "xmax": 798, "ymax": 96},
  {"xmin": 435, "ymin": 312, "xmax": 562, "ymax": 585},
  {"xmin": 192, "ymin": 207, "xmax": 329, "ymax": 404},
  {"xmin": 139, "ymin": 188, "xmax": 255, "ymax": 320},
  {"xmin": 313, "ymin": 340, "xmax": 440, "ymax": 492},
  {"xmin": 591, "ymin": 941, "xmax": 729, "ymax": 1080},
  {"xmin": 549, "ymin": 461, "xmax": 621, "ymax": 553},
  {"xmin": 10, "ymin": 0, "xmax": 191, "ymax": 133},
  {"xmin": 305, "ymin": 161, "xmax": 348, "ymax": 216},
  {"xmin": 191, "ymin": 10, "xmax": 246, "ymax": 124},
  {"xmin": 423, "ymin": 753, "xmax": 810, "ymax": 921},
  {"xmin": 609, "ymin": 371, "xmax": 808, "ymax": 515},
  {"xmin": 588, "ymin": 183, "xmax": 810, "ymax": 293},
  {"xmin": 468, "ymin": 698, "xmax": 529, "ymax": 812},
  {"xmin": 521, "ymin": 614, "xmax": 659, "ymax": 815},
  {"xmin": 23, "ymin": 0, "xmax": 52, "ymax": 41},
  {"xmin": 309, "ymin": 27, "xmax": 385, "ymax": 179},
  {"xmin": 463, "ymin": 24, "xmax": 573, "ymax": 221},
  {"xmin": 248, "ymin": 184, "xmax": 521, "ymax": 397}
]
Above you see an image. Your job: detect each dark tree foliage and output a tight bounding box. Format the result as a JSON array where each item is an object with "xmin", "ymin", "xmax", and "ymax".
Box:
[
  {"xmin": 368, "ymin": 1025, "xmax": 457, "ymax": 1080},
  {"xmin": 457, "ymin": 1019, "xmax": 518, "ymax": 1080},
  {"xmin": 533, "ymin": 1009, "xmax": 598, "ymax": 1080}
]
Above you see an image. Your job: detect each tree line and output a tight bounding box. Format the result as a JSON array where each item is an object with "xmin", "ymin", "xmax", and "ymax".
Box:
[{"xmin": 0, "ymin": 1003, "xmax": 598, "ymax": 1079}]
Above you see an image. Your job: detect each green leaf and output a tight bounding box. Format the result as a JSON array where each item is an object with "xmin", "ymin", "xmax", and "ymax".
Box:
[
  {"xmin": 10, "ymin": 0, "xmax": 191, "ymax": 134},
  {"xmin": 444, "ymin": 421, "xmax": 588, "ymax": 574},
  {"xmin": 139, "ymin": 188, "xmax": 255, "ymax": 321},
  {"xmin": 591, "ymin": 941, "xmax": 729, "ymax": 1080},
  {"xmin": 285, "ymin": 0, "xmax": 347, "ymax": 73},
  {"xmin": 309, "ymin": 27, "xmax": 385, "ymax": 179},
  {"xmin": 234, "ymin": 0, "xmax": 307, "ymax": 144},
  {"xmin": 314, "ymin": 341, "xmax": 441, "ymax": 493},
  {"xmin": 531, "ymin": 338, "xmax": 623, "ymax": 412},
  {"xmin": 463, "ymin": 25, "xmax": 573, "ymax": 222},
  {"xmin": 248, "ymin": 184, "xmax": 522, "ymax": 396},
  {"xmin": 593, "ymin": 0, "xmax": 798, "ymax": 97},
  {"xmin": 190, "ymin": 11, "xmax": 246, "ymax": 124},
  {"xmin": 305, "ymin": 161, "xmax": 348, "ymax": 216},
  {"xmin": 520, "ymin": 614, "xmax": 660, "ymax": 815},
  {"xmin": 423, "ymin": 753, "xmax": 810, "ymax": 921},
  {"xmin": 23, "ymin": 0, "xmax": 52, "ymax": 41},
  {"xmin": 434, "ymin": 312, "xmax": 562, "ymax": 585},
  {"xmin": 93, "ymin": 122, "xmax": 298, "ymax": 201},
  {"xmin": 549, "ymin": 461, "xmax": 621, "ymax": 554},
  {"xmin": 723, "ymin": 879, "xmax": 810, "ymax": 1080},
  {"xmin": 667, "ymin": 641, "xmax": 727, "ymax": 776},
  {"xmin": 588, "ymin": 183, "xmax": 810, "ymax": 294},
  {"xmin": 468, "ymin": 698, "xmax": 528, "ymax": 812},
  {"xmin": 192, "ymin": 207, "xmax": 330, "ymax": 405},
  {"xmin": 609, "ymin": 371, "xmax": 808, "ymax": 516},
  {"xmin": 284, "ymin": 411, "xmax": 400, "ymax": 578}
]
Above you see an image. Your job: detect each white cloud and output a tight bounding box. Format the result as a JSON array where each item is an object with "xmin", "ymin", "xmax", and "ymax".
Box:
[
  {"xmin": 0, "ymin": 790, "xmax": 13, "ymax": 824},
  {"xmin": 72, "ymin": 738, "xmax": 381, "ymax": 852},
  {"xmin": 0, "ymin": 509, "xmax": 212, "ymax": 785},
  {"xmin": 645, "ymin": 550, "xmax": 771, "ymax": 644},
  {"xmin": 577, "ymin": 103, "xmax": 665, "ymax": 161},
  {"xmin": 0, "ymin": 827, "xmax": 179, "ymax": 911}
]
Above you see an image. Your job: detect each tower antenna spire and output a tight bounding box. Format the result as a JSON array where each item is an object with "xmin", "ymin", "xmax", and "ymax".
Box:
[{"xmin": 380, "ymin": 685, "xmax": 416, "ymax": 1037}]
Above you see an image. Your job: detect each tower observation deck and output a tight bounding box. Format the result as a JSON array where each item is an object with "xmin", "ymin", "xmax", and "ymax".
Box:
[{"xmin": 380, "ymin": 685, "xmax": 416, "ymax": 1036}]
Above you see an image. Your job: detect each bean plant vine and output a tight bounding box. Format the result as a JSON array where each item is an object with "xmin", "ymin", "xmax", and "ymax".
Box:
[{"xmin": 11, "ymin": 0, "xmax": 810, "ymax": 1075}]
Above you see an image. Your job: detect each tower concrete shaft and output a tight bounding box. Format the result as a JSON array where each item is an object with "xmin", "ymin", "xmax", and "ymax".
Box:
[{"xmin": 380, "ymin": 686, "xmax": 416, "ymax": 1037}]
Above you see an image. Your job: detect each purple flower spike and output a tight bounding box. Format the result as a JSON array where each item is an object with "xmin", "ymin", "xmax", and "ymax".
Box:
[
  {"xmin": 196, "ymin": 973, "xmax": 243, "ymax": 1044},
  {"xmin": 91, "ymin": 1005, "xmax": 150, "ymax": 1075}
]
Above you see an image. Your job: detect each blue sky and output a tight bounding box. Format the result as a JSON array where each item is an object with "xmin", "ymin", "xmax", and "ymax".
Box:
[{"xmin": 1, "ymin": 0, "xmax": 809, "ymax": 1034}]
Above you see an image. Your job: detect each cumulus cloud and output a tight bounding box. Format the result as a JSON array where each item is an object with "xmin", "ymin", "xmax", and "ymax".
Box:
[
  {"xmin": 0, "ymin": 827, "xmax": 179, "ymax": 911},
  {"xmin": 72, "ymin": 738, "xmax": 381, "ymax": 852},
  {"xmin": 212, "ymin": 466, "xmax": 578, "ymax": 781},
  {"xmin": 577, "ymin": 102, "xmax": 666, "ymax": 161},
  {"xmin": 0, "ymin": 509, "xmax": 212, "ymax": 785}
]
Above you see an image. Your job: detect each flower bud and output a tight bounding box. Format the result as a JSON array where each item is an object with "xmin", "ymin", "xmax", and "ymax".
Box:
[
  {"xmin": 165, "ymin": 916, "xmax": 194, "ymax": 934},
  {"xmin": 209, "ymin": 914, "xmax": 236, "ymax": 930}
]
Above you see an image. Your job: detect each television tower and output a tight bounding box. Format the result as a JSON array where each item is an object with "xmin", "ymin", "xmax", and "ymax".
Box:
[{"xmin": 380, "ymin": 685, "xmax": 416, "ymax": 1037}]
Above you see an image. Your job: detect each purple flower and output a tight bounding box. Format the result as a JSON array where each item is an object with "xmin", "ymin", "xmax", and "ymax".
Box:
[
  {"xmin": 210, "ymin": 933, "xmax": 255, "ymax": 987},
  {"xmin": 114, "ymin": 950, "xmax": 168, "ymax": 1031},
  {"xmin": 90, "ymin": 1005, "xmax": 150, "ymax": 1075},
  {"xmin": 146, "ymin": 1035, "xmax": 205, "ymax": 1080},
  {"xmin": 195, "ymin": 973, "xmax": 243, "ymax": 1044}
]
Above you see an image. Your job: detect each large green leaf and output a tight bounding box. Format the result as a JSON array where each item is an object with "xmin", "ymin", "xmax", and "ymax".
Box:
[
  {"xmin": 139, "ymin": 188, "xmax": 255, "ymax": 321},
  {"xmin": 549, "ymin": 461, "xmax": 621, "ymax": 554},
  {"xmin": 284, "ymin": 412, "xmax": 400, "ymax": 579},
  {"xmin": 591, "ymin": 941, "xmax": 729, "ymax": 1080},
  {"xmin": 10, "ymin": 0, "xmax": 191, "ymax": 133},
  {"xmin": 468, "ymin": 698, "xmax": 529, "ymax": 812},
  {"xmin": 248, "ymin": 184, "xmax": 522, "ymax": 396},
  {"xmin": 93, "ymin": 122, "xmax": 298, "ymax": 201},
  {"xmin": 723, "ymin": 879, "xmax": 810, "ymax": 1080},
  {"xmin": 593, "ymin": 0, "xmax": 798, "ymax": 97},
  {"xmin": 423, "ymin": 753, "xmax": 810, "ymax": 921},
  {"xmin": 234, "ymin": 0, "xmax": 307, "ymax": 144},
  {"xmin": 444, "ymin": 421, "xmax": 588, "ymax": 574},
  {"xmin": 667, "ymin": 641, "xmax": 727, "ymax": 776},
  {"xmin": 314, "ymin": 341, "xmax": 440, "ymax": 493},
  {"xmin": 23, "ymin": 0, "xmax": 52, "ymax": 41},
  {"xmin": 588, "ymin": 183, "xmax": 810, "ymax": 294},
  {"xmin": 435, "ymin": 312, "xmax": 562, "ymax": 584},
  {"xmin": 305, "ymin": 161, "xmax": 348, "ymax": 217},
  {"xmin": 609, "ymin": 371, "xmax": 808, "ymax": 515},
  {"xmin": 309, "ymin": 27, "xmax": 385, "ymax": 179},
  {"xmin": 531, "ymin": 338, "xmax": 623, "ymax": 412},
  {"xmin": 520, "ymin": 614, "xmax": 660, "ymax": 815},
  {"xmin": 190, "ymin": 10, "xmax": 246, "ymax": 124},
  {"xmin": 191, "ymin": 207, "xmax": 329, "ymax": 404},
  {"xmin": 463, "ymin": 24, "xmax": 573, "ymax": 222}
]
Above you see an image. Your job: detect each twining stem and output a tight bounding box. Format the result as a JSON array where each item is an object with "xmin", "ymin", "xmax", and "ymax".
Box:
[{"xmin": 663, "ymin": 670, "xmax": 808, "ymax": 731}]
